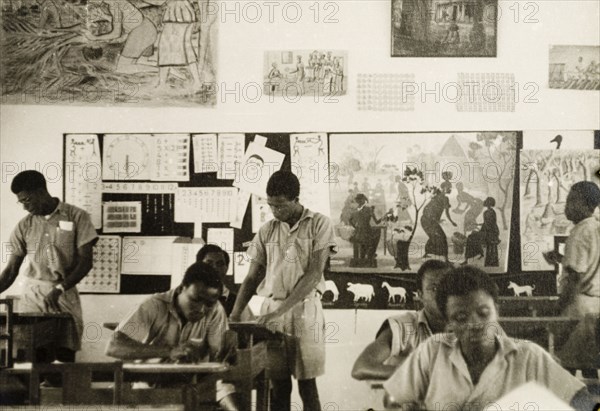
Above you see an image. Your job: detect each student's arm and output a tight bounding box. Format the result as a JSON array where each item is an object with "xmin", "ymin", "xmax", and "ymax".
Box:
[
  {"xmin": 44, "ymin": 241, "xmax": 95, "ymax": 312},
  {"xmin": 106, "ymin": 330, "xmax": 188, "ymax": 361},
  {"xmin": 351, "ymin": 327, "xmax": 397, "ymax": 380},
  {"xmin": 0, "ymin": 254, "xmax": 25, "ymax": 294},
  {"xmin": 229, "ymin": 262, "xmax": 265, "ymax": 322},
  {"xmin": 570, "ymin": 387, "xmax": 597, "ymax": 411},
  {"xmin": 557, "ymin": 266, "xmax": 580, "ymax": 312}
]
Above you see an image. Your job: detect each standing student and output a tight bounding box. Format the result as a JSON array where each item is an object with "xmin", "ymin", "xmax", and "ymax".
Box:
[
  {"xmin": 196, "ymin": 244, "xmax": 254, "ymax": 321},
  {"xmin": 106, "ymin": 262, "xmax": 239, "ymax": 411},
  {"xmin": 230, "ymin": 170, "xmax": 337, "ymax": 411},
  {"xmin": 351, "ymin": 260, "xmax": 453, "ymax": 380},
  {"xmin": 544, "ymin": 181, "xmax": 600, "ymax": 377},
  {"xmin": 0, "ymin": 170, "xmax": 98, "ymax": 363}
]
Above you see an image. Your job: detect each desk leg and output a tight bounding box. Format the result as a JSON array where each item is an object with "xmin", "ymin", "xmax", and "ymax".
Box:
[
  {"xmin": 548, "ymin": 331, "xmax": 555, "ymax": 356},
  {"xmin": 255, "ymin": 371, "xmax": 269, "ymax": 411},
  {"xmin": 185, "ymin": 376, "xmax": 218, "ymax": 411}
]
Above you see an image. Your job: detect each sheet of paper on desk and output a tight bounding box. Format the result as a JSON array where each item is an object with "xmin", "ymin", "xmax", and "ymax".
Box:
[
  {"xmin": 192, "ymin": 134, "xmax": 218, "ymax": 173},
  {"xmin": 233, "ymin": 142, "xmax": 285, "ymax": 197},
  {"xmin": 175, "ymin": 187, "xmax": 236, "ymax": 223},
  {"xmin": 171, "ymin": 238, "xmax": 206, "ymax": 287},
  {"xmin": 121, "ymin": 236, "xmax": 178, "ymax": 275},
  {"xmin": 103, "ymin": 201, "xmax": 142, "ymax": 233},
  {"xmin": 207, "ymin": 229, "xmax": 234, "ymax": 275},
  {"xmin": 123, "ymin": 362, "xmax": 228, "ymax": 373},
  {"xmin": 65, "ymin": 134, "xmax": 102, "ymax": 229},
  {"xmin": 217, "ymin": 134, "xmax": 245, "ymax": 180},
  {"xmin": 290, "ymin": 133, "xmax": 331, "ymax": 216},
  {"xmin": 494, "ymin": 382, "xmax": 573, "ymax": 410}
]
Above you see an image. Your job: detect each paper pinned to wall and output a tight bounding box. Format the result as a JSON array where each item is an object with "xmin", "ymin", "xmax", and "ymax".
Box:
[
  {"xmin": 152, "ymin": 134, "xmax": 190, "ymax": 181},
  {"xmin": 171, "ymin": 237, "xmax": 205, "ymax": 288},
  {"xmin": 121, "ymin": 236, "xmax": 178, "ymax": 275},
  {"xmin": 253, "ymin": 135, "xmax": 268, "ymax": 146},
  {"xmin": 207, "ymin": 228, "xmax": 234, "ymax": 275},
  {"xmin": 217, "ymin": 134, "xmax": 245, "ymax": 180},
  {"xmin": 103, "ymin": 201, "xmax": 142, "ymax": 233},
  {"xmin": 192, "ymin": 134, "xmax": 218, "ymax": 173},
  {"xmin": 101, "ymin": 182, "xmax": 178, "ymax": 194},
  {"xmin": 290, "ymin": 133, "xmax": 331, "ymax": 216},
  {"xmin": 233, "ymin": 142, "xmax": 285, "ymax": 197},
  {"xmin": 251, "ymin": 195, "xmax": 274, "ymax": 233},
  {"xmin": 194, "ymin": 220, "xmax": 203, "ymax": 239},
  {"xmin": 230, "ymin": 189, "xmax": 251, "ymax": 229},
  {"xmin": 65, "ymin": 134, "xmax": 102, "ymax": 229},
  {"xmin": 175, "ymin": 187, "xmax": 237, "ymax": 223},
  {"xmin": 79, "ymin": 235, "xmax": 121, "ymax": 293},
  {"xmin": 233, "ymin": 251, "xmax": 251, "ymax": 284}
]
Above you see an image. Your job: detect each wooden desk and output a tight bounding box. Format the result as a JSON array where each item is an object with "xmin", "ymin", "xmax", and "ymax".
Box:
[
  {"xmin": 499, "ymin": 316, "xmax": 579, "ymax": 355},
  {"xmin": 227, "ymin": 322, "xmax": 284, "ymax": 411},
  {"xmin": 0, "ymin": 312, "xmax": 74, "ymax": 363}
]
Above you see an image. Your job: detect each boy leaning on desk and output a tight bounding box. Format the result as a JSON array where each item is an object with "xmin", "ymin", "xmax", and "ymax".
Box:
[{"xmin": 105, "ymin": 261, "xmax": 239, "ymax": 411}]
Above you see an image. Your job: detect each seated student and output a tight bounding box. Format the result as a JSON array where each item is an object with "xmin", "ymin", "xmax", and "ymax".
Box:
[
  {"xmin": 195, "ymin": 244, "xmax": 254, "ymax": 321},
  {"xmin": 351, "ymin": 260, "xmax": 453, "ymax": 380},
  {"xmin": 106, "ymin": 262, "xmax": 239, "ymax": 411},
  {"xmin": 383, "ymin": 266, "xmax": 596, "ymax": 411}
]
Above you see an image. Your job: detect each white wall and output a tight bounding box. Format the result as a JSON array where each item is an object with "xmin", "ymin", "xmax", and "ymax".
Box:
[{"xmin": 1, "ymin": 0, "xmax": 599, "ymax": 409}]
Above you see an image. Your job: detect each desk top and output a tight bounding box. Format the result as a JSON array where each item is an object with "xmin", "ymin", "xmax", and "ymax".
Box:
[
  {"xmin": 123, "ymin": 362, "xmax": 228, "ymax": 374},
  {"xmin": 0, "ymin": 312, "xmax": 72, "ymax": 319}
]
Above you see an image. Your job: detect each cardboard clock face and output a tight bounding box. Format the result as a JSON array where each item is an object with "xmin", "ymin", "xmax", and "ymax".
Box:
[{"xmin": 103, "ymin": 135, "xmax": 151, "ymax": 180}]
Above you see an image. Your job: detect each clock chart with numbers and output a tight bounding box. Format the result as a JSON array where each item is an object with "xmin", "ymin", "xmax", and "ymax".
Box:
[{"xmin": 103, "ymin": 134, "xmax": 151, "ymax": 180}]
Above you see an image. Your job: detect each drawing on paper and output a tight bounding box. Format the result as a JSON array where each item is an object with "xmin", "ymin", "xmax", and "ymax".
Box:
[
  {"xmin": 329, "ymin": 132, "xmax": 517, "ymax": 273},
  {"xmin": 520, "ymin": 149, "xmax": 600, "ymax": 271},
  {"xmin": 391, "ymin": 0, "xmax": 498, "ymax": 57},
  {"xmin": 549, "ymin": 45, "xmax": 600, "ymax": 91},
  {"xmin": 1, "ymin": 0, "xmax": 218, "ymax": 105},
  {"xmin": 263, "ymin": 50, "xmax": 347, "ymax": 98}
]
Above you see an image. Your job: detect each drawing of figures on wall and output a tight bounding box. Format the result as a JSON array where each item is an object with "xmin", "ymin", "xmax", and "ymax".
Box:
[
  {"xmin": 1, "ymin": 0, "xmax": 218, "ymax": 105},
  {"xmin": 520, "ymin": 149, "xmax": 600, "ymax": 271},
  {"xmin": 263, "ymin": 50, "xmax": 348, "ymax": 98},
  {"xmin": 329, "ymin": 132, "xmax": 516, "ymax": 274},
  {"xmin": 549, "ymin": 45, "xmax": 600, "ymax": 91},
  {"xmin": 391, "ymin": 0, "xmax": 497, "ymax": 57}
]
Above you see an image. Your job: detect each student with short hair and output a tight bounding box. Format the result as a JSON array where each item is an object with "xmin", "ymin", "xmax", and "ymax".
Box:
[
  {"xmin": 383, "ymin": 266, "xmax": 595, "ymax": 411},
  {"xmin": 106, "ymin": 262, "xmax": 239, "ymax": 411},
  {"xmin": 545, "ymin": 181, "xmax": 600, "ymax": 377},
  {"xmin": 1, "ymin": 170, "xmax": 98, "ymax": 364},
  {"xmin": 351, "ymin": 260, "xmax": 453, "ymax": 380}
]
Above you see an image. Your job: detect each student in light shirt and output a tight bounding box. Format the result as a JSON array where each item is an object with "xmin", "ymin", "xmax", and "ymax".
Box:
[
  {"xmin": 383, "ymin": 265, "xmax": 595, "ymax": 411},
  {"xmin": 351, "ymin": 260, "xmax": 452, "ymax": 380}
]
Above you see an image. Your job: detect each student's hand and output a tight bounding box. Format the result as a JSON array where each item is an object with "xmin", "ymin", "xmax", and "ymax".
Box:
[
  {"xmin": 543, "ymin": 250, "xmax": 562, "ymax": 265},
  {"xmin": 257, "ymin": 311, "xmax": 281, "ymax": 327},
  {"xmin": 228, "ymin": 312, "xmax": 241, "ymax": 323},
  {"xmin": 43, "ymin": 287, "xmax": 62, "ymax": 313}
]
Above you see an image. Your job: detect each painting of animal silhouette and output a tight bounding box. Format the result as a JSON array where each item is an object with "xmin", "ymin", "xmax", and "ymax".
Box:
[
  {"xmin": 381, "ymin": 282, "xmax": 407, "ymax": 304},
  {"xmin": 347, "ymin": 282, "xmax": 375, "ymax": 303},
  {"xmin": 325, "ymin": 280, "xmax": 340, "ymax": 302},
  {"xmin": 508, "ymin": 281, "xmax": 535, "ymax": 297}
]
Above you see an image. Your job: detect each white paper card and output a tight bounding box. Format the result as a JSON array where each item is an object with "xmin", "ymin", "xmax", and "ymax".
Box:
[{"xmin": 121, "ymin": 236, "xmax": 178, "ymax": 275}]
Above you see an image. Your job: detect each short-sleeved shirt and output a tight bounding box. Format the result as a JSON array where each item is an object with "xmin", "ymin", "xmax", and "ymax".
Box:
[
  {"xmin": 8, "ymin": 200, "xmax": 98, "ymax": 283},
  {"xmin": 563, "ymin": 216, "xmax": 600, "ymax": 299},
  {"xmin": 377, "ymin": 310, "xmax": 433, "ymax": 367},
  {"xmin": 115, "ymin": 288, "xmax": 228, "ymax": 361},
  {"xmin": 383, "ymin": 333, "xmax": 585, "ymax": 410},
  {"xmin": 248, "ymin": 207, "xmax": 337, "ymax": 299}
]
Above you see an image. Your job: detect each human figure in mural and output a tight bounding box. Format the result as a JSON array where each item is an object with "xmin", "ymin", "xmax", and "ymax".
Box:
[
  {"xmin": 155, "ymin": 0, "xmax": 202, "ymax": 92},
  {"xmin": 333, "ymin": 57, "xmax": 344, "ymax": 93},
  {"xmin": 453, "ymin": 182, "xmax": 484, "ymax": 234},
  {"xmin": 349, "ymin": 193, "xmax": 382, "ymax": 268},
  {"xmin": 267, "ymin": 62, "xmax": 282, "ymax": 95},
  {"xmin": 460, "ymin": 229, "xmax": 484, "ymax": 265},
  {"xmin": 480, "ymin": 197, "xmax": 500, "ymax": 267},
  {"xmin": 288, "ymin": 55, "xmax": 305, "ymax": 94},
  {"xmin": 387, "ymin": 202, "xmax": 413, "ymax": 270},
  {"xmin": 442, "ymin": 17, "xmax": 460, "ymax": 46},
  {"xmin": 421, "ymin": 182, "xmax": 457, "ymax": 262},
  {"xmin": 83, "ymin": 0, "xmax": 158, "ymax": 74},
  {"xmin": 340, "ymin": 189, "xmax": 357, "ymax": 226}
]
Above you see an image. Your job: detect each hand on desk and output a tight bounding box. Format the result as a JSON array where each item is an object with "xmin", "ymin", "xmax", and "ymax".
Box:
[{"xmin": 170, "ymin": 340, "xmax": 208, "ymax": 363}]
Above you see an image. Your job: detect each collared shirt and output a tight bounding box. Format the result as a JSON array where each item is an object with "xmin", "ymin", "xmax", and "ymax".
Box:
[
  {"xmin": 115, "ymin": 288, "xmax": 228, "ymax": 361},
  {"xmin": 563, "ymin": 216, "xmax": 600, "ymax": 298},
  {"xmin": 378, "ymin": 310, "xmax": 433, "ymax": 367},
  {"xmin": 9, "ymin": 200, "xmax": 98, "ymax": 283},
  {"xmin": 248, "ymin": 207, "xmax": 337, "ymax": 299},
  {"xmin": 383, "ymin": 333, "xmax": 584, "ymax": 410}
]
